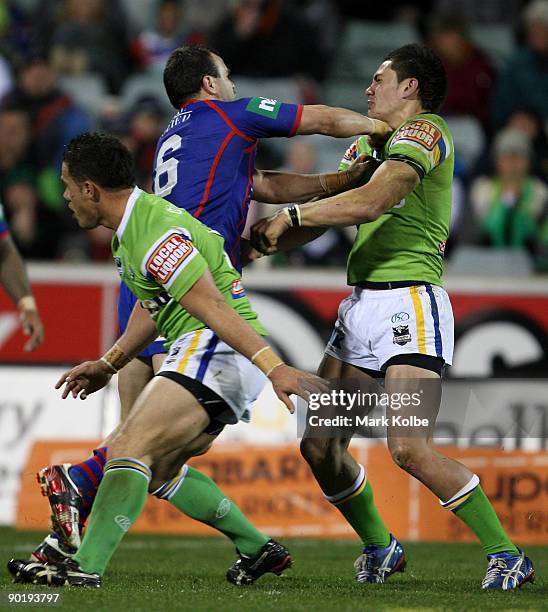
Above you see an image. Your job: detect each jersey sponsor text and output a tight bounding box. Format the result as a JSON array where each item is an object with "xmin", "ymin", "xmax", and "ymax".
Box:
[{"xmin": 146, "ymin": 233, "xmax": 194, "ymax": 283}]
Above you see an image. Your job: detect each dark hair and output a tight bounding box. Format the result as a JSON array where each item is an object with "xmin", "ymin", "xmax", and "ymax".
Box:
[
  {"xmin": 163, "ymin": 45, "xmax": 220, "ymax": 109},
  {"xmin": 63, "ymin": 133, "xmax": 135, "ymax": 189},
  {"xmin": 384, "ymin": 44, "xmax": 447, "ymax": 113}
]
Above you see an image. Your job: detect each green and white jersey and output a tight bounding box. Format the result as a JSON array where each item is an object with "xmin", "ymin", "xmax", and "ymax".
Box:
[
  {"xmin": 112, "ymin": 188, "xmax": 267, "ymax": 347},
  {"xmin": 339, "ymin": 113, "xmax": 454, "ymax": 286}
]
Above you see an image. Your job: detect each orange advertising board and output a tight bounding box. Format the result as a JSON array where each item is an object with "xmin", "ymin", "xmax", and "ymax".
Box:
[{"xmin": 16, "ymin": 441, "xmax": 547, "ymax": 544}]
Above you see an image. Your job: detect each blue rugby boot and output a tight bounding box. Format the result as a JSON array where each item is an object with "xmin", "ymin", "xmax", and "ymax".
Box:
[
  {"xmin": 354, "ymin": 534, "xmax": 406, "ymax": 583},
  {"xmin": 482, "ymin": 550, "xmax": 534, "ymax": 590}
]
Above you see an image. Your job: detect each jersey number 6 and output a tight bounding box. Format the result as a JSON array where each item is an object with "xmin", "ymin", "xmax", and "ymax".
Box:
[{"xmin": 154, "ymin": 134, "xmax": 182, "ymax": 197}]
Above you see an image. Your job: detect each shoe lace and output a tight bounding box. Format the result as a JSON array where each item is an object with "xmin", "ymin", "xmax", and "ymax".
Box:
[
  {"xmin": 483, "ymin": 558, "xmax": 507, "ymax": 585},
  {"xmin": 354, "ymin": 552, "xmax": 377, "ymax": 581}
]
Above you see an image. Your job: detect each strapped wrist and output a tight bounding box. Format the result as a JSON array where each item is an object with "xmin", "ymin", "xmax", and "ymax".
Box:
[
  {"xmin": 283, "ymin": 205, "xmax": 301, "ymax": 227},
  {"xmin": 319, "ymin": 172, "xmax": 350, "ymax": 195},
  {"xmin": 101, "ymin": 343, "xmax": 130, "ymax": 373},
  {"xmin": 18, "ymin": 295, "xmax": 37, "ymax": 312},
  {"xmin": 251, "ymin": 346, "xmax": 284, "ymax": 377}
]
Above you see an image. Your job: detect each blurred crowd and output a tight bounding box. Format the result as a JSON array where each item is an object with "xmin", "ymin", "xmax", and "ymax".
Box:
[{"xmin": 0, "ymin": 0, "xmax": 547, "ymax": 274}]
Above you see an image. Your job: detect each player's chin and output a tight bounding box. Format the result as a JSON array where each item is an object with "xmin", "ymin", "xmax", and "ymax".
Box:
[{"xmin": 367, "ymin": 107, "xmax": 382, "ymax": 120}]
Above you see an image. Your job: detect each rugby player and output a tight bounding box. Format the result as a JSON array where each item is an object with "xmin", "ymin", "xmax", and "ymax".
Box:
[
  {"xmin": 0, "ymin": 201, "xmax": 44, "ymax": 351},
  {"xmin": 30, "ymin": 44, "xmax": 386, "ymax": 584},
  {"xmin": 252, "ymin": 44, "xmax": 534, "ymax": 591},
  {"xmin": 9, "ymin": 133, "xmax": 328, "ymax": 588}
]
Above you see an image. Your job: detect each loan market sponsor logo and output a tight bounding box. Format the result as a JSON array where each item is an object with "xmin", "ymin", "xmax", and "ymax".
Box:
[
  {"xmin": 230, "ymin": 279, "xmax": 247, "ymax": 299},
  {"xmin": 392, "ymin": 120, "xmax": 441, "ymax": 151},
  {"xmin": 392, "ymin": 324, "xmax": 411, "ymax": 345},
  {"xmin": 146, "ymin": 232, "xmax": 194, "ymax": 283},
  {"xmin": 114, "ymin": 256, "xmax": 124, "ymax": 278},
  {"xmin": 245, "ymin": 97, "xmax": 282, "ymax": 119}
]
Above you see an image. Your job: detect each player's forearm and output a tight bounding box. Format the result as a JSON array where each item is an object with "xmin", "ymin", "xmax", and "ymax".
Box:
[
  {"xmin": 194, "ymin": 297, "xmax": 269, "ymax": 359},
  {"xmin": 253, "ymin": 170, "xmax": 325, "ymax": 203},
  {"xmin": 180, "ymin": 274, "xmax": 276, "ymax": 365},
  {"xmin": 101, "ymin": 303, "xmax": 159, "ymax": 373},
  {"xmin": 0, "ymin": 237, "xmax": 34, "ymax": 305},
  {"xmin": 297, "ymin": 105, "xmax": 387, "ymax": 138},
  {"xmin": 254, "ymin": 170, "xmax": 358, "ymax": 204},
  {"xmin": 117, "ymin": 303, "xmax": 159, "ymax": 358},
  {"xmin": 295, "ymin": 162, "xmax": 419, "ymax": 227},
  {"xmin": 273, "ymin": 226, "xmax": 327, "ymax": 251},
  {"xmin": 294, "ymin": 188, "xmax": 387, "ymax": 226}
]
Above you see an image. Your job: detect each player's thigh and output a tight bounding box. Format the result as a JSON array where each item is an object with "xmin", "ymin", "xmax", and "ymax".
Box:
[
  {"xmin": 385, "ymin": 364, "xmax": 441, "ymax": 456},
  {"xmin": 117, "ymin": 357, "xmax": 155, "ymax": 421},
  {"xmin": 110, "ymin": 375, "xmax": 210, "ymax": 464},
  {"xmin": 151, "ymin": 352, "xmax": 166, "ymax": 374}
]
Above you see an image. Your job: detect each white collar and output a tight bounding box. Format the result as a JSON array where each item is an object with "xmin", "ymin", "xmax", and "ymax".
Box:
[{"xmin": 116, "ymin": 186, "xmax": 142, "ymax": 241}]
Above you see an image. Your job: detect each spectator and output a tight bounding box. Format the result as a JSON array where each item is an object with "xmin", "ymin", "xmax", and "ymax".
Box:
[
  {"xmin": 470, "ymin": 128, "xmax": 548, "ymax": 269},
  {"xmin": 434, "ymin": 0, "xmax": 522, "ymax": 25},
  {"xmin": 0, "ymin": 105, "xmax": 61, "ymax": 259},
  {"xmin": 48, "ymin": 0, "xmax": 130, "ymax": 94},
  {"xmin": 505, "ymin": 108, "xmax": 548, "ymax": 183},
  {"xmin": 212, "ymin": 0, "xmax": 326, "ymax": 82},
  {"xmin": 492, "ymin": 0, "xmax": 548, "ymax": 126},
  {"xmin": 126, "ymin": 96, "xmax": 166, "ymax": 193},
  {"xmin": 3, "ymin": 50, "xmax": 93, "ymax": 258},
  {"xmin": 130, "ymin": 0, "xmax": 205, "ymax": 75},
  {"xmin": 428, "ymin": 11, "xmax": 495, "ymax": 133}
]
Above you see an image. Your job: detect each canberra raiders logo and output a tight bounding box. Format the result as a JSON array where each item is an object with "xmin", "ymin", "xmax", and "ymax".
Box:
[{"xmin": 392, "ymin": 325, "xmax": 411, "ymax": 345}]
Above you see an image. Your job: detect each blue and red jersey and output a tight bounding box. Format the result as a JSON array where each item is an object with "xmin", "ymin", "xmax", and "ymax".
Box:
[
  {"xmin": 152, "ymin": 96, "xmax": 302, "ymax": 271},
  {"xmin": 119, "ymin": 96, "xmax": 302, "ymax": 353}
]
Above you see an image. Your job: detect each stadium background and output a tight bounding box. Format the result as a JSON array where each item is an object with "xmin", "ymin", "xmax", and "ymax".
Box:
[{"xmin": 0, "ymin": 0, "xmax": 546, "ymax": 550}]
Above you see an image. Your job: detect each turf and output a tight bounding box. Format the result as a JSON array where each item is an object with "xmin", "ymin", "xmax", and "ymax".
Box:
[{"xmin": 0, "ymin": 528, "xmax": 545, "ymax": 611}]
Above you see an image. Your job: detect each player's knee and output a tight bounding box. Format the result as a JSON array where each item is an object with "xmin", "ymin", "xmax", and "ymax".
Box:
[
  {"xmin": 300, "ymin": 437, "xmax": 345, "ymax": 471},
  {"xmin": 389, "ymin": 440, "xmax": 428, "ymax": 474},
  {"xmin": 187, "ymin": 437, "xmax": 214, "ymax": 457}
]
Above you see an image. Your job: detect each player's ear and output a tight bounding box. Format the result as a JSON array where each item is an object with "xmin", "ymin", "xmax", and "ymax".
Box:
[
  {"xmin": 402, "ymin": 77, "xmax": 419, "ymax": 100},
  {"xmin": 202, "ymin": 74, "xmax": 217, "ymax": 96},
  {"xmin": 83, "ymin": 180, "xmax": 100, "ymax": 202}
]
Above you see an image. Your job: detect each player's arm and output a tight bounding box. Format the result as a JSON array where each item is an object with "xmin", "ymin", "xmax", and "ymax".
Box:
[
  {"xmin": 0, "ymin": 234, "xmax": 44, "ymax": 351},
  {"xmin": 179, "ymin": 271, "xmax": 327, "ymax": 412},
  {"xmin": 252, "ymin": 154, "xmax": 378, "ymax": 204},
  {"xmin": 297, "ymin": 105, "xmax": 391, "ymax": 139},
  {"xmin": 297, "ymin": 160, "xmax": 419, "ymax": 226},
  {"xmin": 252, "ymin": 161, "xmax": 419, "ymax": 253},
  {"xmin": 55, "ymin": 303, "xmax": 158, "ymax": 399}
]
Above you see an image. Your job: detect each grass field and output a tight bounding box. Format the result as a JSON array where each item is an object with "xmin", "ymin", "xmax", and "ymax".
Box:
[{"xmin": 0, "ymin": 528, "xmax": 546, "ymax": 611}]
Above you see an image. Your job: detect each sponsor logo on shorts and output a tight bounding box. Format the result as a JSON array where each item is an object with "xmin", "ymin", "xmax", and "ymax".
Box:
[
  {"xmin": 115, "ymin": 515, "xmax": 132, "ymax": 532},
  {"xmin": 230, "ymin": 279, "xmax": 247, "ymax": 299},
  {"xmin": 392, "ymin": 325, "xmax": 411, "ymax": 345},
  {"xmin": 391, "ymin": 312, "xmax": 410, "ymax": 324},
  {"xmin": 245, "ymin": 97, "xmax": 281, "ymax": 119},
  {"xmin": 392, "ymin": 120, "xmax": 442, "ymax": 151},
  {"xmin": 146, "ymin": 233, "xmax": 194, "ymax": 283}
]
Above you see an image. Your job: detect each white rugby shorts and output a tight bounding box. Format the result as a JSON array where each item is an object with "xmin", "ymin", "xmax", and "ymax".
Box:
[
  {"xmin": 159, "ymin": 328, "xmax": 267, "ymax": 423},
  {"xmin": 325, "ymin": 284, "xmax": 454, "ymax": 371}
]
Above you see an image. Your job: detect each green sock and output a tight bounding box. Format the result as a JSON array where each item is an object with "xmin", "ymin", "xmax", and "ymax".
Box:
[
  {"xmin": 162, "ymin": 466, "xmax": 268, "ymax": 556},
  {"xmin": 331, "ymin": 477, "xmax": 390, "ymax": 548},
  {"xmin": 74, "ymin": 459, "xmax": 151, "ymax": 575},
  {"xmin": 453, "ymin": 486, "xmax": 519, "ymax": 555}
]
